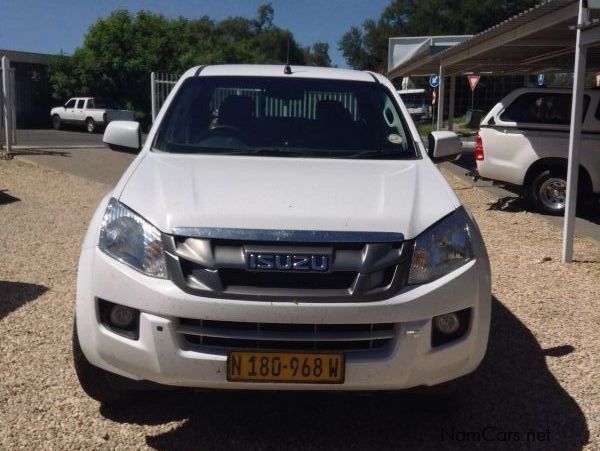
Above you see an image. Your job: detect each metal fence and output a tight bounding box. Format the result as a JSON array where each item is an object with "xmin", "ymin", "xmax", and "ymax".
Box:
[
  {"xmin": 0, "ymin": 56, "xmax": 17, "ymax": 156},
  {"xmin": 151, "ymin": 72, "xmax": 178, "ymax": 123},
  {"xmin": 210, "ymin": 88, "xmax": 359, "ymax": 120}
]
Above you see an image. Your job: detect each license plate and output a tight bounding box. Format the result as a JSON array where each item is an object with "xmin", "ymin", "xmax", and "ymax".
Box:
[{"xmin": 227, "ymin": 351, "xmax": 345, "ymax": 384}]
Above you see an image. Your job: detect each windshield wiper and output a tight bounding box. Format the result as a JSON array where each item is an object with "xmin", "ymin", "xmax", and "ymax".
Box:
[
  {"xmin": 346, "ymin": 149, "xmax": 410, "ymax": 159},
  {"xmin": 221, "ymin": 148, "xmax": 311, "ymax": 157}
]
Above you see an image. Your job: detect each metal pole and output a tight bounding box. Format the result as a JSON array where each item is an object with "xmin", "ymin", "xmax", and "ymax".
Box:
[
  {"xmin": 436, "ymin": 65, "xmax": 445, "ymax": 131},
  {"xmin": 151, "ymin": 71, "xmax": 156, "ymax": 123},
  {"xmin": 562, "ymin": 0, "xmax": 588, "ymax": 263},
  {"xmin": 1, "ymin": 56, "xmax": 12, "ymax": 157},
  {"xmin": 448, "ymin": 75, "xmax": 456, "ymax": 131}
]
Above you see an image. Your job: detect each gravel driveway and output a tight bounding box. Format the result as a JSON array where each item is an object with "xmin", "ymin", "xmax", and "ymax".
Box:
[{"xmin": 1, "ymin": 159, "xmax": 598, "ymax": 450}]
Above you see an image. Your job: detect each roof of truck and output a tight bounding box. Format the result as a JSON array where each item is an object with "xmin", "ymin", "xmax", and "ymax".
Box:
[{"xmin": 181, "ymin": 64, "xmax": 379, "ymax": 83}]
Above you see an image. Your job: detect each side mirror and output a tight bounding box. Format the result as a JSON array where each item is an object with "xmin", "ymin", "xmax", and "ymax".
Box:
[
  {"xmin": 103, "ymin": 121, "xmax": 141, "ymax": 152},
  {"xmin": 427, "ymin": 131, "xmax": 461, "ymax": 163}
]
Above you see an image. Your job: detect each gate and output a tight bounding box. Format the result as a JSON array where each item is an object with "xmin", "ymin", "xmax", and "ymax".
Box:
[
  {"xmin": 0, "ymin": 56, "xmax": 17, "ymax": 156},
  {"xmin": 150, "ymin": 72, "xmax": 178, "ymax": 123}
]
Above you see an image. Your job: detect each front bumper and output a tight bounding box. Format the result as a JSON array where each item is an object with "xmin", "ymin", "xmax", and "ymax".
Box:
[{"xmin": 76, "ymin": 244, "xmax": 491, "ymax": 391}]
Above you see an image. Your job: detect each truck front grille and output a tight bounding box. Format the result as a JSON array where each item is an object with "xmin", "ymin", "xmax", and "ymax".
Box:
[
  {"xmin": 163, "ymin": 228, "xmax": 412, "ymax": 302},
  {"xmin": 177, "ymin": 319, "xmax": 396, "ymax": 353}
]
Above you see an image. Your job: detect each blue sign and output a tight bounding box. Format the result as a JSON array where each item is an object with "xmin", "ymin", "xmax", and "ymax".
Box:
[
  {"xmin": 429, "ymin": 74, "xmax": 440, "ymax": 88},
  {"xmin": 537, "ymin": 73, "xmax": 545, "ymax": 86}
]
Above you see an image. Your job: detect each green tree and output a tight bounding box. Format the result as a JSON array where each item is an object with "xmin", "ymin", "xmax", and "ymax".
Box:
[
  {"xmin": 339, "ymin": 0, "xmax": 539, "ymax": 72},
  {"xmin": 49, "ymin": 4, "xmax": 331, "ymax": 125}
]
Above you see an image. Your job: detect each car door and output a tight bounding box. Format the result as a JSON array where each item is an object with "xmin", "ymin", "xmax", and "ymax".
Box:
[
  {"xmin": 62, "ymin": 99, "xmax": 77, "ymax": 122},
  {"xmin": 73, "ymin": 98, "xmax": 86, "ymax": 123}
]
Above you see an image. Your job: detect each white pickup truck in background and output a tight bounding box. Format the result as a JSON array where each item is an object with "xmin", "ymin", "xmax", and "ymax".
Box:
[
  {"xmin": 476, "ymin": 88, "xmax": 600, "ymax": 215},
  {"xmin": 50, "ymin": 97, "xmax": 134, "ymax": 133}
]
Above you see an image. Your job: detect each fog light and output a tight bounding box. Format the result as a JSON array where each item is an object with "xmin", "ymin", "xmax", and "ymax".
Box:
[
  {"xmin": 109, "ymin": 305, "xmax": 136, "ymax": 328},
  {"xmin": 434, "ymin": 313, "xmax": 460, "ymax": 335},
  {"xmin": 98, "ymin": 299, "xmax": 140, "ymax": 340},
  {"xmin": 431, "ymin": 308, "xmax": 471, "ymax": 347}
]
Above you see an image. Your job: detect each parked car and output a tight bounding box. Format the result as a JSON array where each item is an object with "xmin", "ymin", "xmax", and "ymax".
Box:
[
  {"xmin": 50, "ymin": 97, "xmax": 134, "ymax": 133},
  {"xmin": 73, "ymin": 64, "xmax": 491, "ymax": 403},
  {"xmin": 475, "ymin": 88, "xmax": 600, "ymax": 214},
  {"xmin": 398, "ymin": 88, "xmax": 430, "ymax": 122}
]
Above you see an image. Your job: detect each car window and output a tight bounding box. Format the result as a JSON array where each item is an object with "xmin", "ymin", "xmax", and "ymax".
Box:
[
  {"xmin": 65, "ymin": 99, "xmax": 76, "ymax": 108},
  {"xmin": 500, "ymin": 92, "xmax": 590, "ymax": 125},
  {"xmin": 154, "ymin": 76, "xmax": 418, "ymax": 159},
  {"xmin": 399, "ymin": 93, "xmax": 425, "ymax": 108},
  {"xmin": 87, "ymin": 99, "xmax": 95, "ymax": 109},
  {"xmin": 76, "ymin": 99, "xmax": 85, "ymax": 109}
]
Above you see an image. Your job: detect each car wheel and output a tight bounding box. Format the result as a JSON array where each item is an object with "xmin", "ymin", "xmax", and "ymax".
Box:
[
  {"xmin": 528, "ymin": 168, "xmax": 567, "ymax": 215},
  {"xmin": 85, "ymin": 118, "xmax": 96, "ymax": 133},
  {"xmin": 72, "ymin": 320, "xmax": 131, "ymax": 404},
  {"xmin": 52, "ymin": 115, "xmax": 61, "ymax": 130}
]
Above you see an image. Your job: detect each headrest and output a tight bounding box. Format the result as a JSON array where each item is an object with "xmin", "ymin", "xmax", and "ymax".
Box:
[
  {"xmin": 219, "ymin": 95, "xmax": 254, "ymax": 126},
  {"xmin": 316, "ymin": 100, "xmax": 352, "ymax": 124}
]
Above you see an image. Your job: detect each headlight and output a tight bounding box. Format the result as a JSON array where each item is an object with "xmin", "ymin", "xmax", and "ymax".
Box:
[
  {"xmin": 407, "ymin": 208, "xmax": 473, "ymax": 285},
  {"xmin": 99, "ymin": 198, "xmax": 168, "ymax": 278}
]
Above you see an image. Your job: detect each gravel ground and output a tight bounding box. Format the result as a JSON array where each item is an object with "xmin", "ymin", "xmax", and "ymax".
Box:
[{"xmin": 0, "ymin": 159, "xmax": 598, "ymax": 451}]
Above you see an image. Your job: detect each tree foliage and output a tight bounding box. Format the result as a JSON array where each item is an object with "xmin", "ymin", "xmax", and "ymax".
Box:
[
  {"xmin": 49, "ymin": 3, "xmax": 331, "ymax": 123},
  {"xmin": 339, "ymin": 0, "xmax": 539, "ymax": 72}
]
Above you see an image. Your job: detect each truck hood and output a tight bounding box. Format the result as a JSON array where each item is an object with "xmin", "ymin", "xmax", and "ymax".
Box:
[{"xmin": 118, "ymin": 152, "xmax": 459, "ymax": 240}]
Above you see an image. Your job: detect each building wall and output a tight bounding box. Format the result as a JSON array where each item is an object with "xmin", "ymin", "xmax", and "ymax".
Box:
[{"xmin": 1, "ymin": 50, "xmax": 55, "ymax": 128}]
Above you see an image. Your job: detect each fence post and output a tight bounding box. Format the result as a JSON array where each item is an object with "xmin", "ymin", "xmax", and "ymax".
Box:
[
  {"xmin": 151, "ymin": 71, "xmax": 157, "ymax": 123},
  {"xmin": 2, "ymin": 56, "xmax": 12, "ymax": 157}
]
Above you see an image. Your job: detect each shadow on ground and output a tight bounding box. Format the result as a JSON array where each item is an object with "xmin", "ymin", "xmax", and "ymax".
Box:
[
  {"xmin": 100, "ymin": 298, "xmax": 588, "ymax": 450},
  {"xmin": 0, "ymin": 190, "xmax": 20, "ymax": 206},
  {"xmin": 0, "ymin": 281, "xmax": 48, "ymax": 320},
  {"xmin": 10, "ymin": 149, "xmax": 71, "ymax": 157}
]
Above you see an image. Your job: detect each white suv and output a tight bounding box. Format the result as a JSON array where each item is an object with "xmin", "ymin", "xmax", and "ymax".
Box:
[
  {"xmin": 73, "ymin": 65, "xmax": 491, "ymax": 403},
  {"xmin": 475, "ymin": 88, "xmax": 600, "ymax": 214}
]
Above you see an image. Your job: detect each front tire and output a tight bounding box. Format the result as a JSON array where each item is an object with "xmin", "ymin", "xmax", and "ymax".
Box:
[
  {"xmin": 72, "ymin": 321, "xmax": 130, "ymax": 404},
  {"xmin": 52, "ymin": 115, "xmax": 61, "ymax": 130},
  {"xmin": 85, "ymin": 118, "xmax": 96, "ymax": 133}
]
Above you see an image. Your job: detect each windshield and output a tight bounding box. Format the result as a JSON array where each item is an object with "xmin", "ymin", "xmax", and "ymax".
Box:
[
  {"xmin": 399, "ymin": 93, "xmax": 425, "ymax": 109},
  {"xmin": 154, "ymin": 76, "xmax": 418, "ymax": 159}
]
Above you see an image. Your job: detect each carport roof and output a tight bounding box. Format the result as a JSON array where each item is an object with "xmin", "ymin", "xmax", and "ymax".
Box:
[{"xmin": 387, "ymin": 0, "xmax": 600, "ymax": 79}]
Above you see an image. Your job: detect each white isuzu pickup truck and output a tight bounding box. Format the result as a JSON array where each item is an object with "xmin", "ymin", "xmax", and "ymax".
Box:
[
  {"xmin": 74, "ymin": 65, "xmax": 491, "ymax": 403},
  {"xmin": 50, "ymin": 97, "xmax": 134, "ymax": 133}
]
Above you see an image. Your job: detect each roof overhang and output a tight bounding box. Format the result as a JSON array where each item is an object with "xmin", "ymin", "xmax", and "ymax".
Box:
[
  {"xmin": 0, "ymin": 49, "xmax": 55, "ymax": 65},
  {"xmin": 387, "ymin": 0, "xmax": 600, "ymax": 80}
]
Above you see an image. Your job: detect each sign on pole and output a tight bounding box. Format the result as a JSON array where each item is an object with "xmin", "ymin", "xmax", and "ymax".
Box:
[
  {"xmin": 537, "ymin": 73, "xmax": 545, "ymax": 86},
  {"xmin": 468, "ymin": 75, "xmax": 480, "ymax": 91},
  {"xmin": 468, "ymin": 75, "xmax": 480, "ymax": 110},
  {"xmin": 429, "ymin": 74, "xmax": 440, "ymax": 88}
]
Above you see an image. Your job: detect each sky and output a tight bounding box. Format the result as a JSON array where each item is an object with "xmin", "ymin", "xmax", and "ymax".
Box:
[{"xmin": 0, "ymin": 0, "xmax": 391, "ymax": 67}]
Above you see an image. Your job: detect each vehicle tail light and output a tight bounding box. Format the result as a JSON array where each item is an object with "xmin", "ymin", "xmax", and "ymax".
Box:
[{"xmin": 474, "ymin": 133, "xmax": 484, "ymax": 161}]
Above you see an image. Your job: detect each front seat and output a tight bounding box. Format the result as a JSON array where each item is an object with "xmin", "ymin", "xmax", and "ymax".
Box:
[{"xmin": 216, "ymin": 95, "xmax": 255, "ymax": 129}]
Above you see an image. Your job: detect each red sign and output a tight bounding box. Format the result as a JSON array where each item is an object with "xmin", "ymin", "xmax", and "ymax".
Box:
[
  {"xmin": 468, "ymin": 75, "xmax": 481, "ymax": 92},
  {"xmin": 596, "ymin": 72, "xmax": 600, "ymax": 87}
]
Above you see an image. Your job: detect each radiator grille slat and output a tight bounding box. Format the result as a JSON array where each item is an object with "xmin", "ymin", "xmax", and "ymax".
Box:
[{"xmin": 177, "ymin": 319, "xmax": 396, "ymax": 353}]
